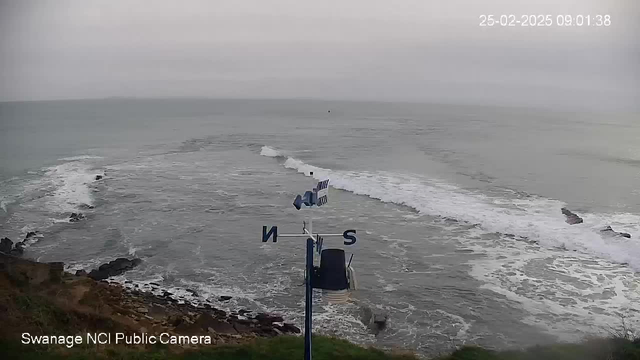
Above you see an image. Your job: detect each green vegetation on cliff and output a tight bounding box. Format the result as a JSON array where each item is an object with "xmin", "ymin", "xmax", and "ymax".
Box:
[
  {"xmin": 2, "ymin": 253, "xmax": 640, "ymax": 360},
  {"xmin": 2, "ymin": 335, "xmax": 640, "ymax": 360}
]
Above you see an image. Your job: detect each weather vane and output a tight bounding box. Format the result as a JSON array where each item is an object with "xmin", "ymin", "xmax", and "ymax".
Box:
[{"xmin": 261, "ymin": 172, "xmax": 358, "ymax": 360}]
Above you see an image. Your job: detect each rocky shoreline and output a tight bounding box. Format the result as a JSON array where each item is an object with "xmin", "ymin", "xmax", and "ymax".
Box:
[{"xmin": 0, "ymin": 251, "xmax": 300, "ymax": 347}]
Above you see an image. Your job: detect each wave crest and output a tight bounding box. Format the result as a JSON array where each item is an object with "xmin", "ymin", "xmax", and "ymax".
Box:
[{"xmin": 261, "ymin": 146, "xmax": 640, "ymax": 270}]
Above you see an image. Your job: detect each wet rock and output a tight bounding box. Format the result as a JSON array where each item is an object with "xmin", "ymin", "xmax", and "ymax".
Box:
[
  {"xmin": 95, "ymin": 175, "xmax": 103, "ymax": 181},
  {"xmin": 360, "ymin": 306, "xmax": 388, "ymax": 335},
  {"xmin": 279, "ymin": 323, "xmax": 301, "ymax": 334},
  {"xmin": 88, "ymin": 257, "xmax": 142, "ymax": 281},
  {"xmin": 0, "ymin": 237, "xmax": 13, "ymax": 254},
  {"xmin": 25, "ymin": 231, "xmax": 38, "ymax": 239},
  {"xmin": 11, "ymin": 242, "xmax": 25, "ymax": 256},
  {"xmin": 255, "ymin": 313, "xmax": 284, "ymax": 325},
  {"xmin": 601, "ymin": 226, "xmax": 632, "ymax": 238},
  {"xmin": 186, "ymin": 289, "xmax": 199, "ymax": 297},
  {"xmin": 373, "ymin": 312, "xmax": 389, "ymax": 332},
  {"xmin": 75, "ymin": 269, "xmax": 88, "ymax": 276},
  {"xmin": 69, "ymin": 213, "xmax": 86, "ymax": 222},
  {"xmin": 79, "ymin": 204, "xmax": 95, "ymax": 210},
  {"xmin": 561, "ymin": 208, "xmax": 583, "ymax": 225},
  {"xmin": 218, "ymin": 295, "xmax": 232, "ymax": 302},
  {"xmin": 212, "ymin": 309, "xmax": 227, "ymax": 318},
  {"xmin": 137, "ymin": 307, "xmax": 149, "ymax": 314}
]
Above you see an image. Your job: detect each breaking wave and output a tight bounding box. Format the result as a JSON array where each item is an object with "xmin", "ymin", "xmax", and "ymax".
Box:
[
  {"xmin": 260, "ymin": 146, "xmax": 640, "ymax": 270},
  {"xmin": 24, "ymin": 161, "xmax": 101, "ymax": 213},
  {"xmin": 58, "ymin": 155, "xmax": 104, "ymax": 161},
  {"xmin": 260, "ymin": 146, "xmax": 284, "ymax": 158}
]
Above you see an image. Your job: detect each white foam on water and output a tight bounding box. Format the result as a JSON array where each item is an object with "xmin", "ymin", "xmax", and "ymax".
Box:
[
  {"xmin": 435, "ymin": 309, "xmax": 473, "ymax": 340},
  {"xmin": 0, "ymin": 200, "xmax": 8, "ymax": 213},
  {"xmin": 262, "ymin": 146, "xmax": 640, "ymax": 271},
  {"xmin": 26, "ymin": 161, "xmax": 99, "ymax": 213},
  {"xmin": 309, "ymin": 301, "xmax": 375, "ymax": 344},
  {"xmin": 260, "ymin": 146, "xmax": 282, "ymax": 158},
  {"xmin": 466, "ymin": 226, "xmax": 640, "ymax": 340}
]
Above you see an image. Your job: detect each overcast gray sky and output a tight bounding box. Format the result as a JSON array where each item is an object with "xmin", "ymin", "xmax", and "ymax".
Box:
[{"xmin": 0, "ymin": 0, "xmax": 638, "ymax": 109}]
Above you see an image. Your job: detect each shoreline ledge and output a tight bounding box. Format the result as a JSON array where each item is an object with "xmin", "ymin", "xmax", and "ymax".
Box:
[{"xmin": 0, "ymin": 252, "xmax": 300, "ymax": 347}]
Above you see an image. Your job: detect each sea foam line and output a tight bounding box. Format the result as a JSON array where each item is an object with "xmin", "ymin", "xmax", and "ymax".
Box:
[{"xmin": 260, "ymin": 146, "xmax": 640, "ymax": 270}]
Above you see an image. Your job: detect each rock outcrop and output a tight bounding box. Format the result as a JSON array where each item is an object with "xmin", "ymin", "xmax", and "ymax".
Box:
[
  {"xmin": 0, "ymin": 255, "xmax": 300, "ymax": 346},
  {"xmin": 561, "ymin": 208, "xmax": 584, "ymax": 225},
  {"xmin": 69, "ymin": 213, "xmax": 86, "ymax": 222},
  {"xmin": 0, "ymin": 252, "xmax": 63, "ymax": 284},
  {"xmin": 600, "ymin": 226, "xmax": 631, "ymax": 238},
  {"xmin": 11, "ymin": 242, "xmax": 24, "ymax": 256},
  {"xmin": 360, "ymin": 305, "xmax": 389, "ymax": 335},
  {"xmin": 0, "ymin": 237, "xmax": 13, "ymax": 254},
  {"xmin": 0, "ymin": 237, "xmax": 28, "ymax": 256},
  {"xmin": 87, "ymin": 257, "xmax": 143, "ymax": 280}
]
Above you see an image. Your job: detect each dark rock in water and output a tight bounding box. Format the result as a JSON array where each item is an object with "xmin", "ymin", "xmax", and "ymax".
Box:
[
  {"xmin": 210, "ymin": 308, "xmax": 226, "ymax": 318},
  {"xmin": 79, "ymin": 204, "xmax": 95, "ymax": 210},
  {"xmin": 69, "ymin": 213, "xmax": 86, "ymax": 222},
  {"xmin": 75, "ymin": 269, "xmax": 88, "ymax": 277},
  {"xmin": 561, "ymin": 208, "xmax": 583, "ymax": 225},
  {"xmin": 601, "ymin": 226, "xmax": 632, "ymax": 238},
  {"xmin": 360, "ymin": 306, "xmax": 388, "ymax": 335},
  {"xmin": 0, "ymin": 237, "xmax": 13, "ymax": 254},
  {"xmin": 95, "ymin": 175, "xmax": 103, "ymax": 181},
  {"xmin": 372, "ymin": 312, "xmax": 388, "ymax": 332},
  {"xmin": 186, "ymin": 288, "xmax": 199, "ymax": 297},
  {"xmin": 218, "ymin": 295, "xmax": 232, "ymax": 302},
  {"xmin": 25, "ymin": 231, "xmax": 38, "ymax": 239},
  {"xmin": 88, "ymin": 257, "xmax": 142, "ymax": 280},
  {"xmin": 10, "ymin": 242, "xmax": 25, "ymax": 256}
]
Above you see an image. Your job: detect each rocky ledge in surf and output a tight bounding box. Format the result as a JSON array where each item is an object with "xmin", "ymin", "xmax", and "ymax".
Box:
[
  {"xmin": 600, "ymin": 226, "xmax": 632, "ymax": 238},
  {"xmin": 0, "ymin": 237, "xmax": 28, "ymax": 256},
  {"xmin": 82, "ymin": 257, "xmax": 143, "ymax": 280},
  {"xmin": 360, "ymin": 305, "xmax": 389, "ymax": 336},
  {"xmin": 561, "ymin": 208, "xmax": 584, "ymax": 225},
  {"xmin": 69, "ymin": 212, "xmax": 86, "ymax": 222},
  {"xmin": 0, "ymin": 253, "xmax": 300, "ymax": 346}
]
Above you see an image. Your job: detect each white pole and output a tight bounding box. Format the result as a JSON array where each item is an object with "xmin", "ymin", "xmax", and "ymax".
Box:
[{"xmin": 309, "ymin": 171, "xmax": 314, "ymax": 242}]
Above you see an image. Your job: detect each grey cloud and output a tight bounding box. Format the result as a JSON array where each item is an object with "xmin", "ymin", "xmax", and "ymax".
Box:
[{"xmin": 0, "ymin": 0, "xmax": 637, "ymax": 110}]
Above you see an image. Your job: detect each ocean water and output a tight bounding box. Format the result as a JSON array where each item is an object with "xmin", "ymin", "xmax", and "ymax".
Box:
[{"xmin": 1, "ymin": 99, "xmax": 639, "ymax": 356}]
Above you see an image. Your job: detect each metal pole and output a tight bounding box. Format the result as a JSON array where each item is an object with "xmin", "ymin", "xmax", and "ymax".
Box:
[
  {"xmin": 304, "ymin": 236, "xmax": 314, "ymax": 360},
  {"xmin": 305, "ymin": 172, "xmax": 316, "ymax": 360}
]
